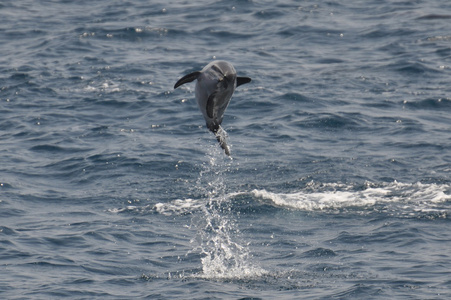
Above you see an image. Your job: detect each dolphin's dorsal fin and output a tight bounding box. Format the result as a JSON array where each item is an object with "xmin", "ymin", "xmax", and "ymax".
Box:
[
  {"xmin": 236, "ymin": 76, "xmax": 251, "ymax": 87},
  {"xmin": 174, "ymin": 71, "xmax": 201, "ymax": 89}
]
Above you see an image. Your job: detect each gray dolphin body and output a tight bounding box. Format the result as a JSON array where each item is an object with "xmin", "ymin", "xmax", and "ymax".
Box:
[{"xmin": 174, "ymin": 60, "xmax": 251, "ymax": 156}]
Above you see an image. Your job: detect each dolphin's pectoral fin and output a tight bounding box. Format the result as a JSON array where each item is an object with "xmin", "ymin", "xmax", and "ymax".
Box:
[
  {"xmin": 236, "ymin": 76, "xmax": 251, "ymax": 87},
  {"xmin": 174, "ymin": 71, "xmax": 201, "ymax": 89},
  {"xmin": 206, "ymin": 92, "xmax": 216, "ymax": 119}
]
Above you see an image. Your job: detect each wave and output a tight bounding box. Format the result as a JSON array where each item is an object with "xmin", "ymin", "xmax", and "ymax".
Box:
[
  {"xmin": 152, "ymin": 181, "xmax": 451, "ymax": 218},
  {"xmin": 252, "ymin": 181, "xmax": 451, "ymax": 217}
]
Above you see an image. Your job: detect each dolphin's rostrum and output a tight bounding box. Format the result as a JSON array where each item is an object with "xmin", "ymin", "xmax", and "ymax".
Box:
[{"xmin": 174, "ymin": 60, "xmax": 251, "ymax": 156}]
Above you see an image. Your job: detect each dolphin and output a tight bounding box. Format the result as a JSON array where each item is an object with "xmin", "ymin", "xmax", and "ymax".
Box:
[{"xmin": 174, "ymin": 60, "xmax": 251, "ymax": 156}]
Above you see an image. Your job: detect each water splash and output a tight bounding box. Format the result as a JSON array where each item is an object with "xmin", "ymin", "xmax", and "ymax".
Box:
[{"xmin": 191, "ymin": 146, "xmax": 266, "ymax": 279}]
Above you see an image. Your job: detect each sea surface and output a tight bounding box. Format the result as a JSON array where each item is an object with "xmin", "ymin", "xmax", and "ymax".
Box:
[{"xmin": 1, "ymin": 0, "xmax": 451, "ymax": 299}]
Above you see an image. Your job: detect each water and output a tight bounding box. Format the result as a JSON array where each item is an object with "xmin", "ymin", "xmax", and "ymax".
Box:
[{"xmin": 1, "ymin": 0, "xmax": 451, "ymax": 298}]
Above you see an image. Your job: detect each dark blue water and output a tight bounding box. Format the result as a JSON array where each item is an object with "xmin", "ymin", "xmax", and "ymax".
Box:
[{"xmin": 2, "ymin": 0, "xmax": 451, "ymax": 298}]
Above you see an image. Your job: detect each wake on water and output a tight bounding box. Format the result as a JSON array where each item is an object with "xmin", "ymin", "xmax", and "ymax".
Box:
[
  {"xmin": 156, "ymin": 181, "xmax": 451, "ymax": 219},
  {"xmin": 252, "ymin": 181, "xmax": 451, "ymax": 218}
]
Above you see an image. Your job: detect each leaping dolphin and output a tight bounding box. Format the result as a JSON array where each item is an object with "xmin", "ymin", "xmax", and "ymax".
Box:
[{"xmin": 174, "ymin": 60, "xmax": 251, "ymax": 156}]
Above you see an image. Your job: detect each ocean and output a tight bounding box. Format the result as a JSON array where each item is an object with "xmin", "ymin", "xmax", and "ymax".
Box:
[{"xmin": 1, "ymin": 0, "xmax": 451, "ymax": 299}]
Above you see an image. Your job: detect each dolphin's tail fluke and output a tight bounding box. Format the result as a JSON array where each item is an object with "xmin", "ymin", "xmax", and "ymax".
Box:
[{"xmin": 212, "ymin": 125, "xmax": 231, "ymax": 156}]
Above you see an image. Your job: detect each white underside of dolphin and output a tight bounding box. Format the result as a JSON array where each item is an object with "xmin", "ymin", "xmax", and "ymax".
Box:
[{"xmin": 174, "ymin": 60, "xmax": 251, "ymax": 156}]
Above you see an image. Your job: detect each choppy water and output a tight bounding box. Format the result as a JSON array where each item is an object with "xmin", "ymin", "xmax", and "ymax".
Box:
[{"xmin": 1, "ymin": 0, "xmax": 451, "ymax": 299}]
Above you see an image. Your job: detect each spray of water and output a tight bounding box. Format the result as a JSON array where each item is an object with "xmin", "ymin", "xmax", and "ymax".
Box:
[{"xmin": 191, "ymin": 146, "xmax": 266, "ymax": 279}]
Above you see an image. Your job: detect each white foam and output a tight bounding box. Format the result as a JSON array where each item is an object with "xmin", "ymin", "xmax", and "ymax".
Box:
[
  {"xmin": 153, "ymin": 198, "xmax": 203, "ymax": 216},
  {"xmin": 150, "ymin": 182, "xmax": 451, "ymax": 216},
  {"xmin": 251, "ymin": 181, "xmax": 451, "ymax": 214}
]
